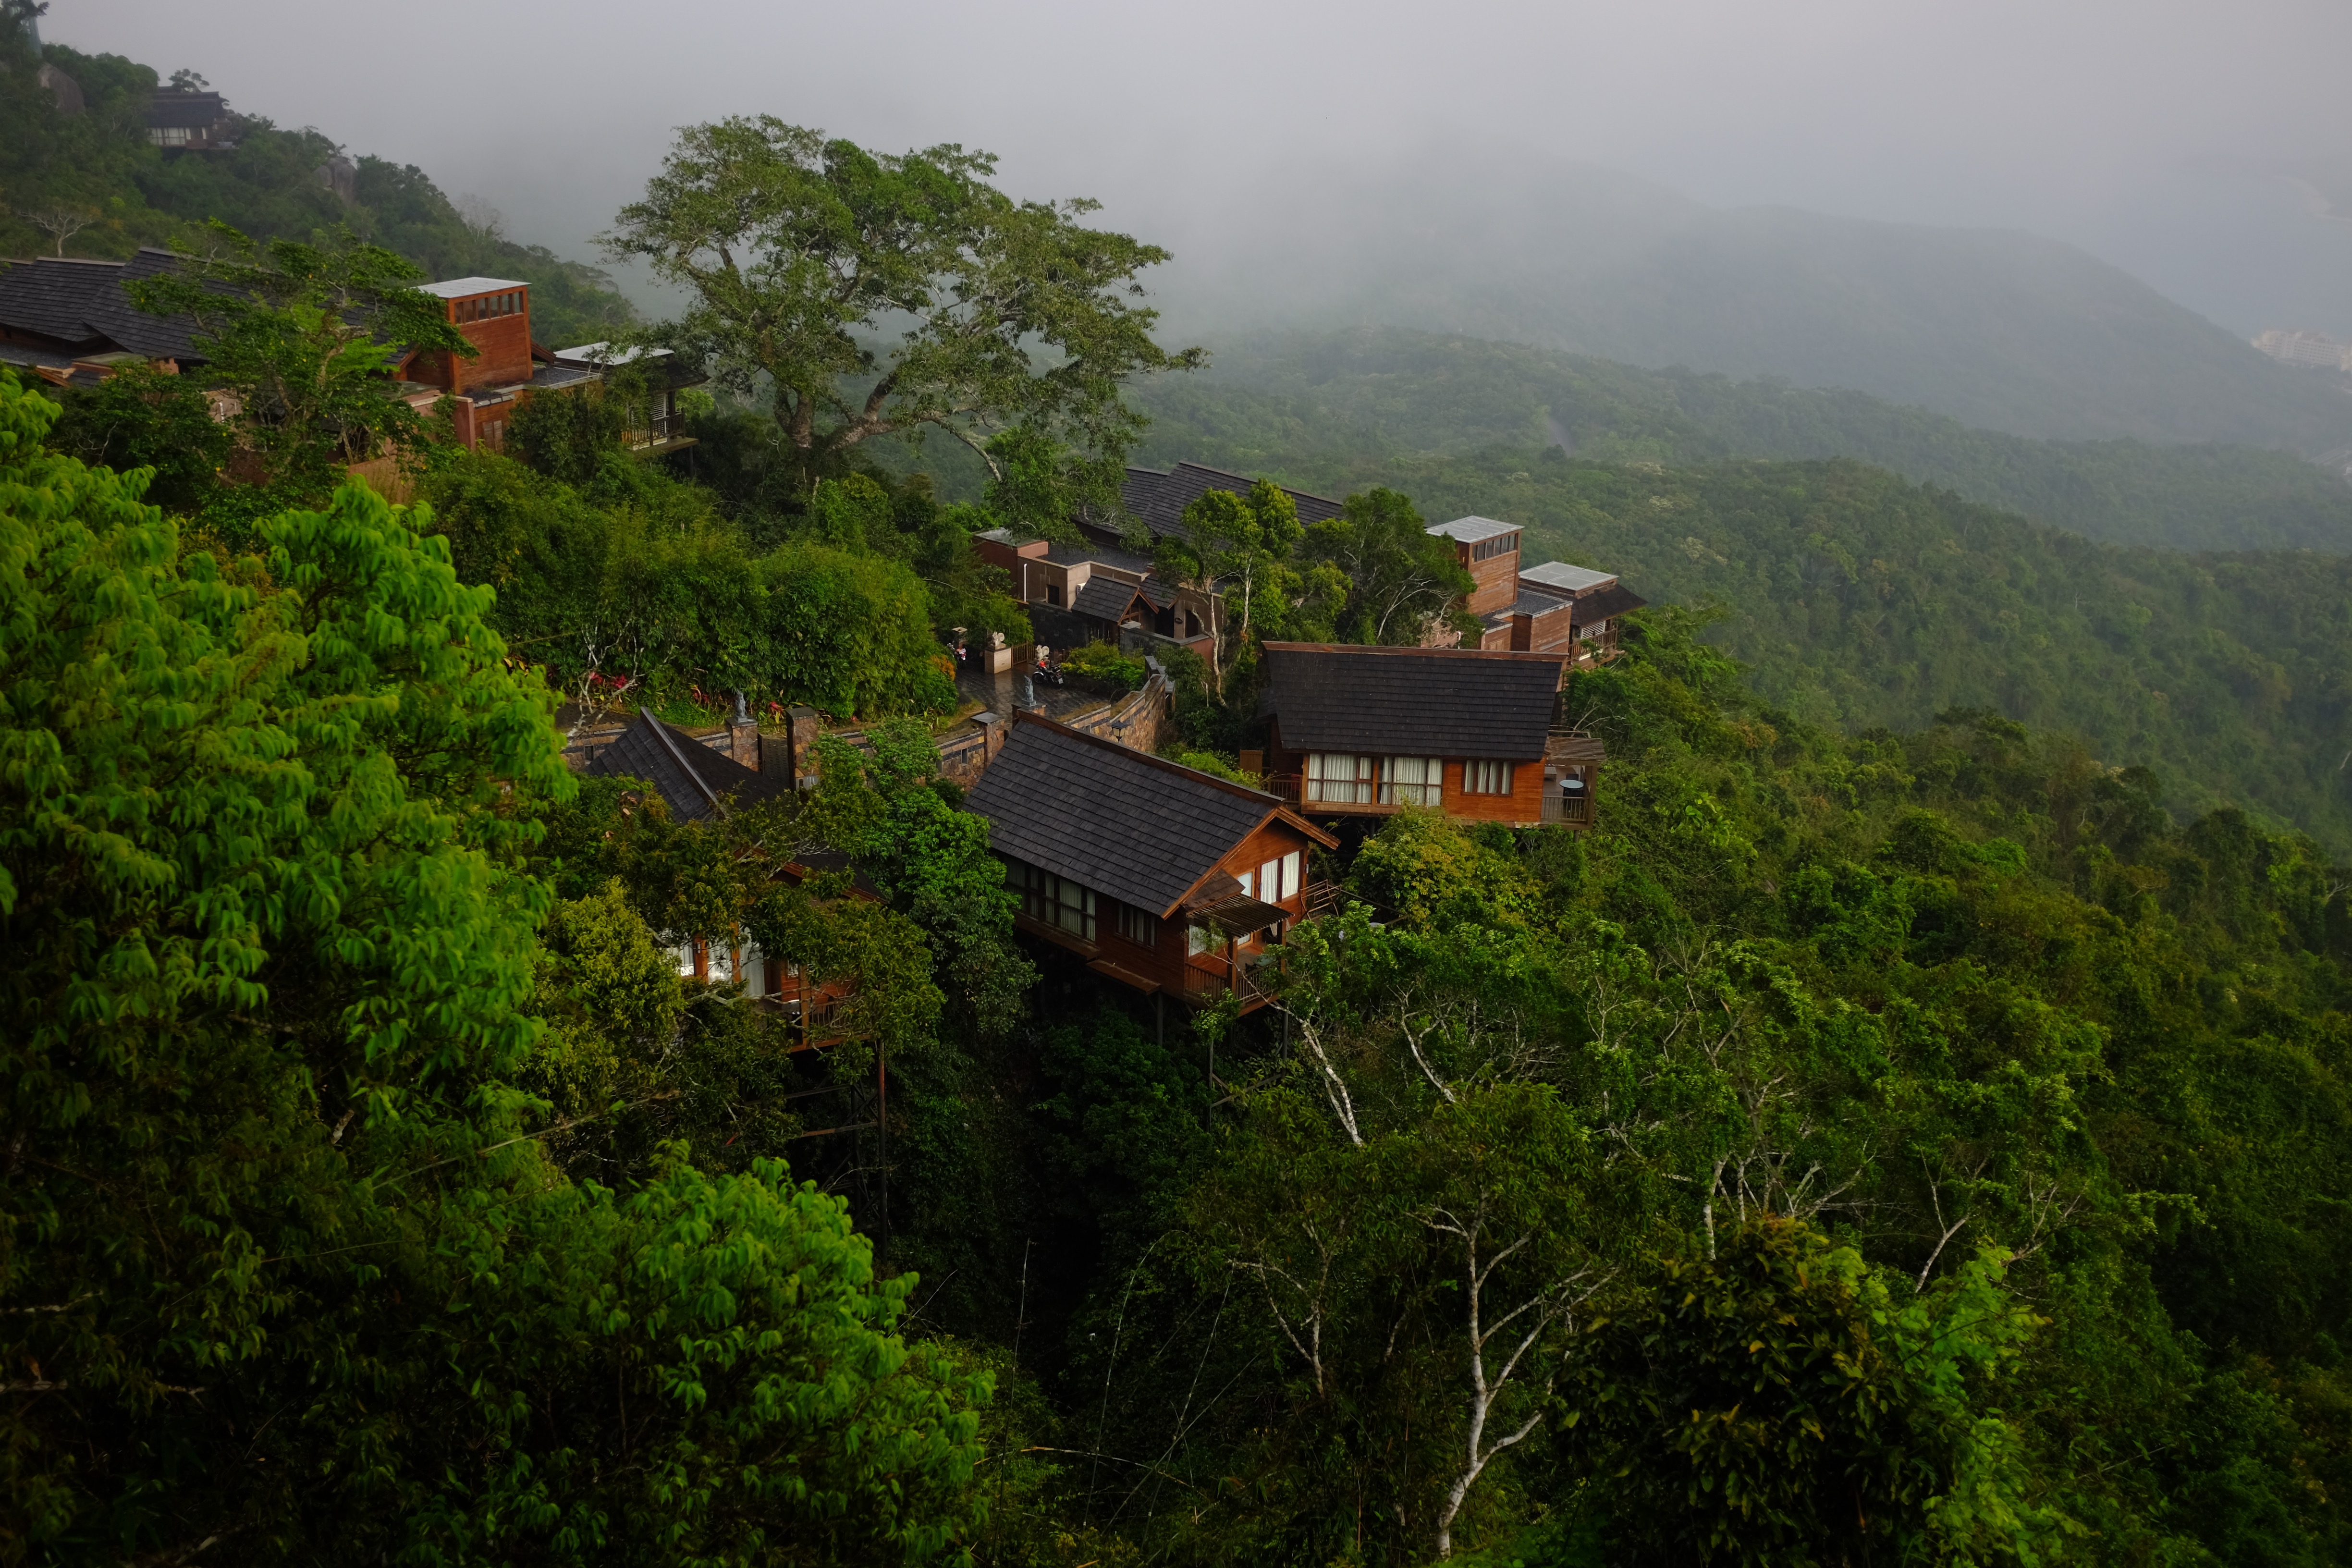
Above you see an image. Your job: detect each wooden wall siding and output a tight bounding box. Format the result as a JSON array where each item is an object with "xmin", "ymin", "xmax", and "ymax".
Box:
[
  {"xmin": 1517, "ymin": 600, "xmax": 1576, "ymax": 652},
  {"xmin": 1440, "ymin": 758, "xmax": 1549, "ymax": 823},
  {"xmin": 1262, "ymin": 740, "xmax": 1558, "ymax": 828},
  {"xmin": 1463, "ymin": 542, "xmax": 1521, "ymax": 616},
  {"xmin": 408, "ymin": 293, "xmax": 534, "ymax": 392}
]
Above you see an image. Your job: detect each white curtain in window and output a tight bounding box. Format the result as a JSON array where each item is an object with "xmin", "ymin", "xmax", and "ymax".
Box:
[
  {"xmin": 1381, "ymin": 756, "xmax": 1444, "ymax": 806},
  {"xmin": 1307, "ymin": 753, "xmax": 1374, "ymax": 804},
  {"xmin": 1466, "ymin": 759, "xmax": 1513, "ymax": 796},
  {"xmin": 1280, "ymin": 851, "xmax": 1301, "ymax": 899}
]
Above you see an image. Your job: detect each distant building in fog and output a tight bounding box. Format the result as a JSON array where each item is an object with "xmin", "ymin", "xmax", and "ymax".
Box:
[{"xmin": 2252, "ymin": 329, "xmax": 2352, "ymax": 372}]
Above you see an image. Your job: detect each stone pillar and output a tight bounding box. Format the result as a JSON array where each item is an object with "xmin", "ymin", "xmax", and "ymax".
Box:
[{"xmin": 784, "ymin": 705, "xmax": 822, "ymax": 789}]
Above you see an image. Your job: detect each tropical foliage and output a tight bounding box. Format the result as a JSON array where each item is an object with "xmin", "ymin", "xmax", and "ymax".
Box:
[{"xmin": 0, "ymin": 375, "xmax": 987, "ymax": 1562}]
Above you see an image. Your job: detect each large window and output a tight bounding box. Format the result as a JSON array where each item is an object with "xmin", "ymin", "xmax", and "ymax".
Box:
[
  {"xmin": 1306, "ymin": 752, "xmax": 1376, "ymax": 804},
  {"xmin": 1464, "ymin": 760, "xmax": 1513, "ymax": 796},
  {"xmin": 1015, "ymin": 860, "xmax": 1096, "ymax": 942},
  {"xmin": 1470, "ymin": 532, "xmax": 1519, "ymax": 562},
  {"xmin": 1379, "ymin": 756, "xmax": 1444, "ymax": 807}
]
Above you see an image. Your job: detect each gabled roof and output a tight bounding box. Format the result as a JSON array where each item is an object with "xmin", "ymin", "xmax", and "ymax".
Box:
[
  {"xmin": 1117, "ymin": 462, "xmax": 1346, "ymax": 540},
  {"xmin": 1572, "ymin": 583, "xmax": 1647, "ymax": 624},
  {"xmin": 965, "ymin": 714, "xmax": 1335, "ymax": 919},
  {"xmin": 1259, "ymin": 643, "xmax": 1567, "ymax": 761},
  {"xmin": 1070, "ymin": 574, "xmax": 1176, "ymax": 623},
  {"xmin": 1520, "ymin": 560, "xmax": 1618, "ymax": 596},
  {"xmin": 587, "ymin": 709, "xmax": 792, "ymax": 823},
  {"xmin": 0, "ymin": 250, "xmax": 208, "ymax": 362},
  {"xmin": 1427, "ymin": 515, "xmax": 1519, "ymax": 544},
  {"xmin": 147, "ymin": 89, "xmax": 229, "ymax": 130}
]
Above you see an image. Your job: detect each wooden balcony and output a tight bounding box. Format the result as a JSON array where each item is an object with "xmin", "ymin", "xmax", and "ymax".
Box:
[
  {"xmin": 1262, "ymin": 774, "xmax": 1444, "ymax": 816},
  {"xmin": 625, "ymin": 413, "xmax": 698, "ymax": 458},
  {"xmin": 1175, "ymin": 949, "xmax": 1277, "ymax": 1008},
  {"xmin": 1541, "ymin": 788, "xmax": 1592, "ymax": 826}
]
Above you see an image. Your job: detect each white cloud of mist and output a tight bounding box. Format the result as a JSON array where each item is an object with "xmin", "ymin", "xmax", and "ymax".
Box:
[{"xmin": 47, "ymin": 0, "xmax": 2352, "ymax": 333}]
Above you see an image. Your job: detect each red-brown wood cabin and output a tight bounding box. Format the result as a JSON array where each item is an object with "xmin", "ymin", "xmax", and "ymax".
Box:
[
  {"xmin": 1424, "ymin": 515, "xmax": 1647, "ymax": 662},
  {"xmin": 394, "ymin": 281, "xmax": 703, "ymax": 458},
  {"xmin": 587, "ymin": 708, "xmax": 854, "ymax": 1042},
  {"xmin": 963, "ymin": 713, "xmax": 1340, "ymax": 1013},
  {"xmin": 1253, "ymin": 643, "xmax": 1605, "ymax": 829}
]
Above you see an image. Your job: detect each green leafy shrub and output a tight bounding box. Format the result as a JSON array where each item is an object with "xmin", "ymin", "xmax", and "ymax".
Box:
[{"xmin": 1059, "ymin": 639, "xmax": 1147, "ymax": 690}]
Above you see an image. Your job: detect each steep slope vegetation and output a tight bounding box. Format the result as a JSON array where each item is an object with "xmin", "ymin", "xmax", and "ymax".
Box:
[
  {"xmin": 1132, "ymin": 329, "xmax": 2352, "ymax": 551},
  {"xmin": 2, "ymin": 40, "xmax": 631, "ymax": 344},
  {"xmin": 1129, "ymin": 429, "xmax": 2352, "ymax": 851}
]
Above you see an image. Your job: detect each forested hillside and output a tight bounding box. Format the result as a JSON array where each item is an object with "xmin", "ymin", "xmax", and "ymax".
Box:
[
  {"xmin": 10, "ymin": 91, "xmax": 2352, "ymax": 1568},
  {"xmin": 1132, "ymin": 368, "xmax": 2352, "ymax": 854},
  {"xmin": 12, "ymin": 353, "xmax": 2352, "ymax": 1560},
  {"xmin": 1133, "ymin": 329, "xmax": 2352, "ymax": 552},
  {"xmin": 0, "ymin": 35, "xmax": 630, "ymax": 343}
]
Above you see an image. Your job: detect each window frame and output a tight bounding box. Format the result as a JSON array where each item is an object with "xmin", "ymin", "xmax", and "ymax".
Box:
[
  {"xmin": 1464, "ymin": 759, "xmax": 1514, "ymax": 796},
  {"xmin": 1306, "ymin": 752, "xmax": 1377, "ymax": 805},
  {"xmin": 1379, "ymin": 755, "xmax": 1445, "ymax": 807},
  {"xmin": 1015, "ymin": 859, "xmax": 1096, "ymax": 943}
]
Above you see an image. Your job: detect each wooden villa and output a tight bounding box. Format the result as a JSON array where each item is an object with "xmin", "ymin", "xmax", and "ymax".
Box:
[
  {"xmin": 587, "ymin": 708, "xmax": 851, "ymax": 1039},
  {"xmin": 963, "ymin": 712, "xmax": 1339, "ymax": 1012},
  {"xmin": 1252, "ymin": 643, "xmax": 1605, "ymax": 829}
]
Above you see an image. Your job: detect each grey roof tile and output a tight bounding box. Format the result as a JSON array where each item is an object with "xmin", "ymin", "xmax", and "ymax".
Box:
[
  {"xmin": 587, "ymin": 709, "xmax": 791, "ymax": 822},
  {"xmin": 1572, "ymin": 584, "xmax": 1647, "ymax": 624},
  {"xmin": 1116, "ymin": 462, "xmax": 1345, "ymax": 540},
  {"xmin": 0, "ymin": 250, "xmax": 208, "ymax": 362},
  {"xmin": 1259, "ymin": 643, "xmax": 1566, "ymax": 760},
  {"xmin": 965, "ymin": 715, "xmax": 1316, "ymax": 916},
  {"xmin": 1070, "ymin": 576, "xmax": 1161, "ymax": 623}
]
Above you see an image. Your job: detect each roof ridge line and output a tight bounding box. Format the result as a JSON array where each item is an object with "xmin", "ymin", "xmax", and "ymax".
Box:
[
  {"xmin": 1164, "ymin": 460, "xmax": 1346, "ymax": 508},
  {"xmin": 1009, "ymin": 710, "xmax": 1285, "ymax": 805},
  {"xmin": 640, "ymin": 706, "xmax": 724, "ymax": 816},
  {"xmin": 1261, "ymin": 640, "xmax": 1571, "ymax": 664}
]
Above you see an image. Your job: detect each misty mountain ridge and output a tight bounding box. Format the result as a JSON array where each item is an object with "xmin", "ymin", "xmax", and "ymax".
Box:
[
  {"xmin": 1129, "ymin": 328, "xmax": 2352, "ymax": 552},
  {"xmin": 1155, "ymin": 155, "xmax": 2352, "ymax": 453}
]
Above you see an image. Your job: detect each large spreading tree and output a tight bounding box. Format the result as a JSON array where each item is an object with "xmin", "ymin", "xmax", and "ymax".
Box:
[{"xmin": 600, "ymin": 117, "xmax": 1201, "ymax": 519}]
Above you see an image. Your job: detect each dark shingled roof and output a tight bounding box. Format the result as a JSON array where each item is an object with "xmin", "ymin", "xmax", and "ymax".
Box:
[
  {"xmin": 966, "ymin": 715, "xmax": 1330, "ymax": 917},
  {"xmin": 1069, "ymin": 575, "xmax": 1173, "ymax": 623},
  {"xmin": 587, "ymin": 709, "xmax": 792, "ymax": 823},
  {"xmin": 1572, "ymin": 583, "xmax": 1648, "ymax": 625},
  {"xmin": 1259, "ymin": 643, "xmax": 1567, "ymax": 760},
  {"xmin": 1117, "ymin": 462, "xmax": 1345, "ymax": 540},
  {"xmin": 147, "ymin": 88, "xmax": 230, "ymax": 130},
  {"xmin": 1044, "ymin": 539, "xmax": 1155, "ymax": 574},
  {"xmin": 0, "ymin": 250, "xmax": 207, "ymax": 362}
]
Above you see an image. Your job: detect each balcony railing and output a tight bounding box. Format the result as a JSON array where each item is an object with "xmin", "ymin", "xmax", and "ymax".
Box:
[
  {"xmin": 1542, "ymin": 788, "xmax": 1592, "ymax": 826},
  {"xmin": 1175, "ymin": 951, "xmax": 1276, "ymax": 1007},
  {"xmin": 625, "ymin": 414, "xmax": 685, "ymax": 450}
]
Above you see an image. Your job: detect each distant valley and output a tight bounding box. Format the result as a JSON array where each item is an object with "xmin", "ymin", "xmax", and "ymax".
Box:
[{"xmin": 1157, "ymin": 156, "xmax": 2352, "ymax": 454}]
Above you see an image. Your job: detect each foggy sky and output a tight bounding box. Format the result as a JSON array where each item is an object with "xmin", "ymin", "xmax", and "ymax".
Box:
[{"xmin": 44, "ymin": 0, "xmax": 2352, "ymax": 335}]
